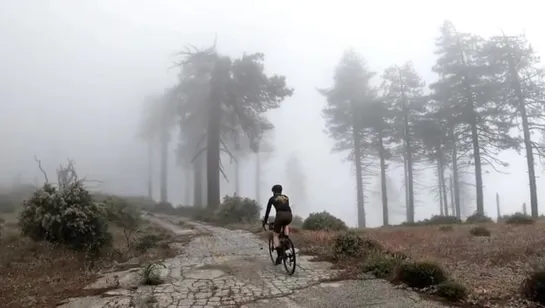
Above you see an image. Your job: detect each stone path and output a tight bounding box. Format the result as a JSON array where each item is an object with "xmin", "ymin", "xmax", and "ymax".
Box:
[{"xmin": 60, "ymin": 214, "xmax": 449, "ymax": 308}]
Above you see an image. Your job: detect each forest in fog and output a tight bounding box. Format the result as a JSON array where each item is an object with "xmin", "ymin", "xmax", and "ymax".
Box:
[{"xmin": 141, "ymin": 20, "xmax": 545, "ymax": 227}]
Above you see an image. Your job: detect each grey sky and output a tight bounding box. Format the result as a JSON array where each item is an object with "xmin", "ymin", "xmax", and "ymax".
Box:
[{"xmin": 1, "ymin": 0, "xmax": 544, "ymax": 227}]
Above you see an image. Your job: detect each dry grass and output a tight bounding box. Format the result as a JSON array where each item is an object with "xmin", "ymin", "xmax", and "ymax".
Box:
[
  {"xmin": 0, "ymin": 212, "xmax": 179, "ymax": 308},
  {"xmin": 284, "ymin": 222, "xmax": 545, "ymax": 304}
]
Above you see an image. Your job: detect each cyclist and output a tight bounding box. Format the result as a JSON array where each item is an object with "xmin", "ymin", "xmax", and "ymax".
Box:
[{"xmin": 262, "ymin": 184, "xmax": 293, "ymax": 265}]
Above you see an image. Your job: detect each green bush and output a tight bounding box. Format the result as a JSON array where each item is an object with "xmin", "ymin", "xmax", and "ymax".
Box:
[
  {"xmin": 505, "ymin": 212, "xmax": 535, "ymax": 225},
  {"xmin": 302, "ymin": 211, "xmax": 348, "ymax": 231},
  {"xmin": 333, "ymin": 230, "xmax": 381, "ymax": 259},
  {"xmin": 19, "ymin": 182, "xmax": 111, "ymax": 252},
  {"xmin": 522, "ymin": 269, "xmax": 545, "ymax": 304},
  {"xmin": 435, "ymin": 280, "xmax": 468, "ymax": 301},
  {"xmin": 215, "ymin": 195, "xmax": 261, "ymax": 224},
  {"xmin": 399, "ymin": 215, "xmax": 461, "ymax": 227},
  {"xmin": 428, "ymin": 215, "xmax": 462, "ymax": 225},
  {"xmin": 334, "ymin": 230, "xmax": 364, "ymax": 258},
  {"xmin": 395, "ymin": 261, "xmax": 447, "ymax": 288},
  {"xmin": 362, "ymin": 254, "xmax": 403, "ymax": 278},
  {"xmin": 465, "ymin": 212, "xmax": 493, "ymax": 224},
  {"xmin": 469, "ymin": 226, "xmax": 491, "ymax": 237},
  {"xmin": 103, "ymin": 196, "xmax": 141, "ymax": 229}
]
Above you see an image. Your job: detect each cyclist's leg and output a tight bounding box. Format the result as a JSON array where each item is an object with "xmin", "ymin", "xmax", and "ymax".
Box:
[
  {"xmin": 272, "ymin": 215, "xmax": 283, "ymax": 264},
  {"xmin": 274, "ymin": 211, "xmax": 293, "ymax": 264}
]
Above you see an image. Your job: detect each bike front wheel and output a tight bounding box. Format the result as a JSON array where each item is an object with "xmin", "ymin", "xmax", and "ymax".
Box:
[{"xmin": 282, "ymin": 236, "xmax": 296, "ymax": 275}]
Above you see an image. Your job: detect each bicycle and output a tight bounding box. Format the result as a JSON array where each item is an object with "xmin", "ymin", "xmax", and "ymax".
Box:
[{"xmin": 264, "ymin": 221, "xmax": 297, "ymax": 275}]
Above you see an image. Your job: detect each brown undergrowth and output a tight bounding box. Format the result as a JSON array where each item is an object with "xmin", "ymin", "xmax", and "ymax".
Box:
[
  {"xmin": 230, "ymin": 221, "xmax": 545, "ymax": 307},
  {"xmin": 0, "ymin": 213, "xmax": 178, "ymax": 308},
  {"xmin": 291, "ymin": 223, "xmax": 545, "ymax": 306}
]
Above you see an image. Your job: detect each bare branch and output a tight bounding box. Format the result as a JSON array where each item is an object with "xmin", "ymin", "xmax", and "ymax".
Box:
[{"xmin": 33, "ymin": 155, "xmax": 49, "ymax": 184}]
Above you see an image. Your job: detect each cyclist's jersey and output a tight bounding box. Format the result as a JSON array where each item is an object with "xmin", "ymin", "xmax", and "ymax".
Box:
[{"xmin": 264, "ymin": 193, "xmax": 291, "ymax": 222}]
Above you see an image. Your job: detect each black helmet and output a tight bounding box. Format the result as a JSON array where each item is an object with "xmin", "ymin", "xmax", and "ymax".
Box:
[{"xmin": 271, "ymin": 184, "xmax": 283, "ymax": 194}]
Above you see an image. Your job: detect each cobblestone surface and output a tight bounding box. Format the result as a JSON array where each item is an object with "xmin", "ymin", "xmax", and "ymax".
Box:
[{"xmin": 60, "ymin": 214, "xmax": 449, "ymax": 308}]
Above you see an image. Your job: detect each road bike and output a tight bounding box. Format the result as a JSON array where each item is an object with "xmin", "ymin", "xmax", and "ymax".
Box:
[{"xmin": 264, "ymin": 221, "xmax": 296, "ymax": 275}]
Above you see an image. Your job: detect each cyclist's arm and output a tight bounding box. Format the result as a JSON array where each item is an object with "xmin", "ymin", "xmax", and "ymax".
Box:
[{"xmin": 263, "ymin": 197, "xmax": 274, "ymax": 222}]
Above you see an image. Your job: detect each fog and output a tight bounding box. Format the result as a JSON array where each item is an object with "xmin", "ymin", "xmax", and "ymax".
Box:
[{"xmin": 1, "ymin": 0, "xmax": 544, "ymax": 227}]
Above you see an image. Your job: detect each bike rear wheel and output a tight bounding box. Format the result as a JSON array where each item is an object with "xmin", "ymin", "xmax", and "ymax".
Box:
[{"xmin": 282, "ymin": 236, "xmax": 296, "ymax": 275}]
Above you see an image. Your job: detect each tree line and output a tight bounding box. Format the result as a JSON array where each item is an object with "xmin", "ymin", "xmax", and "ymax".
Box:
[
  {"xmin": 140, "ymin": 20, "xmax": 545, "ymax": 227},
  {"xmin": 322, "ymin": 20, "xmax": 545, "ymax": 227}
]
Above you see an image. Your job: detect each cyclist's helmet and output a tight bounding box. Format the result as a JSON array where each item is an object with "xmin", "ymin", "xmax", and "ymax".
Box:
[{"xmin": 272, "ymin": 184, "xmax": 283, "ymax": 194}]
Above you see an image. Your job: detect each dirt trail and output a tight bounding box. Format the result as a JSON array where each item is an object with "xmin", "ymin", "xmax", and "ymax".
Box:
[{"xmin": 59, "ymin": 214, "xmax": 449, "ymax": 308}]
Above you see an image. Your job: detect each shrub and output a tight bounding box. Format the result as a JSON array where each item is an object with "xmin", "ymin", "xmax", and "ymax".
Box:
[
  {"xmin": 439, "ymin": 225, "xmax": 453, "ymax": 232},
  {"xmin": 465, "ymin": 212, "xmax": 493, "ymax": 224},
  {"xmin": 135, "ymin": 234, "xmax": 161, "ymax": 252},
  {"xmin": 138, "ymin": 262, "xmax": 166, "ymax": 285},
  {"xmin": 291, "ymin": 215, "xmax": 304, "ymax": 227},
  {"xmin": 505, "ymin": 212, "xmax": 535, "ymax": 225},
  {"xmin": 333, "ymin": 230, "xmax": 380, "ymax": 259},
  {"xmin": 302, "ymin": 211, "xmax": 348, "ymax": 231},
  {"xmin": 19, "ymin": 182, "xmax": 111, "ymax": 252},
  {"xmin": 103, "ymin": 196, "xmax": 141, "ymax": 229},
  {"xmin": 435, "ymin": 280, "xmax": 468, "ymax": 301},
  {"xmin": 399, "ymin": 215, "xmax": 461, "ymax": 227},
  {"xmin": 469, "ymin": 226, "xmax": 491, "ymax": 237},
  {"xmin": 362, "ymin": 254, "xmax": 403, "ymax": 278},
  {"xmin": 521, "ymin": 269, "xmax": 545, "ymax": 304},
  {"xmin": 215, "ymin": 195, "xmax": 261, "ymax": 224},
  {"xmin": 334, "ymin": 230, "xmax": 364, "ymax": 259},
  {"xmin": 395, "ymin": 261, "xmax": 447, "ymax": 288},
  {"xmin": 428, "ymin": 215, "xmax": 462, "ymax": 225}
]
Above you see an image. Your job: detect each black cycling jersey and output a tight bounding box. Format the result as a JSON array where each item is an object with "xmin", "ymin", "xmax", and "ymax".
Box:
[{"xmin": 264, "ymin": 193, "xmax": 292, "ymax": 222}]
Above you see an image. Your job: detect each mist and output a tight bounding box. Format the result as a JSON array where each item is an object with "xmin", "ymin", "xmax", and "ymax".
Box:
[{"xmin": 2, "ymin": 0, "xmax": 544, "ymax": 227}]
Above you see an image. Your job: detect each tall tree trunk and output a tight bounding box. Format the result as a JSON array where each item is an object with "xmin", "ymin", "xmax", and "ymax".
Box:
[
  {"xmin": 184, "ymin": 165, "xmax": 192, "ymax": 205},
  {"xmin": 234, "ymin": 137, "xmax": 241, "ymax": 196},
  {"xmin": 351, "ymin": 101, "xmax": 365, "ymax": 227},
  {"xmin": 450, "ymin": 176, "xmax": 456, "ymax": 217},
  {"xmin": 206, "ymin": 93, "xmax": 222, "ymax": 209},
  {"xmin": 509, "ymin": 58, "xmax": 539, "ymax": 218},
  {"xmin": 496, "ymin": 192, "xmax": 501, "ymax": 220},
  {"xmin": 469, "ymin": 118, "xmax": 484, "ymax": 215},
  {"xmin": 439, "ymin": 157, "xmax": 449, "ymax": 216},
  {"xmin": 147, "ymin": 141, "xmax": 153, "ymax": 200},
  {"xmin": 400, "ymin": 80, "xmax": 415, "ymax": 223},
  {"xmin": 403, "ymin": 153, "xmax": 410, "ymax": 220},
  {"xmin": 378, "ymin": 133, "xmax": 388, "ymax": 226},
  {"xmin": 159, "ymin": 133, "xmax": 168, "ymax": 203},
  {"xmin": 450, "ymin": 127, "xmax": 461, "ymax": 218},
  {"xmin": 193, "ymin": 156, "xmax": 204, "ymax": 207},
  {"xmin": 402, "ymin": 101, "xmax": 414, "ymax": 222},
  {"xmin": 234, "ymin": 159, "xmax": 241, "ymax": 196},
  {"xmin": 255, "ymin": 150, "xmax": 261, "ymax": 204},
  {"xmin": 437, "ymin": 155, "xmax": 444, "ymax": 216},
  {"xmin": 459, "ymin": 45, "xmax": 484, "ymax": 216}
]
